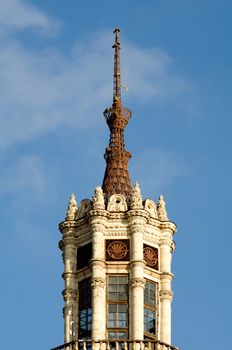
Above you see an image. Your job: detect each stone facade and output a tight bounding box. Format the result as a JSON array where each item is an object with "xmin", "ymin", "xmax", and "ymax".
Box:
[{"xmin": 59, "ymin": 184, "xmax": 176, "ymax": 345}]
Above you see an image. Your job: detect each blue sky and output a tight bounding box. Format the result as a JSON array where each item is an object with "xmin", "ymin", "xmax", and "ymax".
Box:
[{"xmin": 0, "ymin": 0, "xmax": 231, "ymax": 349}]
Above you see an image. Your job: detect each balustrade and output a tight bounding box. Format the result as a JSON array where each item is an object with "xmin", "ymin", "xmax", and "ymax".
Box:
[{"xmin": 50, "ymin": 339, "xmax": 180, "ymax": 350}]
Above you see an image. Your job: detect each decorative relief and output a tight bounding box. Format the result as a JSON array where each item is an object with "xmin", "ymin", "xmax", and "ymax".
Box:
[
  {"xmin": 62, "ymin": 288, "xmax": 78, "ymax": 301},
  {"xmin": 143, "ymin": 234, "xmax": 159, "ymax": 246},
  {"xmin": 144, "ymin": 199, "xmax": 158, "ymax": 219},
  {"xmin": 91, "ymin": 277, "xmax": 105, "ymax": 288},
  {"xmin": 104, "ymin": 231, "xmax": 129, "ymax": 237},
  {"xmin": 76, "ymin": 199, "xmax": 91, "ymax": 219},
  {"xmin": 130, "ymin": 182, "xmax": 143, "ymax": 209},
  {"xmin": 130, "ymin": 278, "xmax": 145, "ymax": 289},
  {"xmin": 92, "ymin": 186, "xmax": 105, "ymax": 209},
  {"xmin": 157, "ymin": 195, "xmax": 168, "ymax": 221},
  {"xmin": 107, "ymin": 194, "xmax": 128, "ymax": 212},
  {"xmin": 159, "ymin": 290, "xmax": 173, "ymax": 301},
  {"xmin": 106, "ymin": 239, "xmax": 130, "ymax": 261},
  {"xmin": 143, "ymin": 244, "xmax": 158, "ymax": 270},
  {"xmin": 65, "ymin": 193, "xmax": 77, "ymax": 221},
  {"xmin": 126, "ymin": 210, "xmax": 149, "ymax": 219}
]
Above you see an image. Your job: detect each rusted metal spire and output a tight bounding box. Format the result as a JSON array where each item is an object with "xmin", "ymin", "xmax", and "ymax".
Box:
[
  {"xmin": 102, "ymin": 29, "xmax": 132, "ymax": 202},
  {"xmin": 113, "ymin": 28, "xmax": 122, "ymax": 104}
]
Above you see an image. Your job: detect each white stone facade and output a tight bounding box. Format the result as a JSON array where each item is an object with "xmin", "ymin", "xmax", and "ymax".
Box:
[{"xmin": 59, "ymin": 184, "xmax": 176, "ymax": 345}]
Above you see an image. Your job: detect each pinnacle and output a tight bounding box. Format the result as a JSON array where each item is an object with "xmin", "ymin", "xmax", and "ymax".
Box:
[{"xmin": 65, "ymin": 193, "xmax": 77, "ymax": 221}]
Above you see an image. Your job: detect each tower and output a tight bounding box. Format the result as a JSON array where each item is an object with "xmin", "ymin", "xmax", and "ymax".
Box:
[{"xmin": 52, "ymin": 29, "xmax": 179, "ymax": 350}]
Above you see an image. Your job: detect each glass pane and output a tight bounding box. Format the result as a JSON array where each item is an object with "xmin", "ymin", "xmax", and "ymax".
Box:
[
  {"xmin": 119, "ymin": 276, "xmax": 127, "ymax": 284},
  {"xmin": 119, "ymin": 313, "xmax": 127, "ymax": 320},
  {"xmin": 118, "ymin": 284, "xmax": 127, "ymax": 292},
  {"xmin": 109, "ymin": 304, "xmax": 117, "ymax": 312},
  {"xmin": 118, "ymin": 304, "xmax": 127, "ymax": 312},
  {"xmin": 109, "ymin": 292, "xmax": 117, "ymax": 300},
  {"xmin": 118, "ymin": 292, "xmax": 127, "ymax": 300},
  {"xmin": 109, "ymin": 277, "xmax": 117, "ymax": 284},
  {"xmin": 107, "ymin": 320, "xmax": 116, "ymax": 327},
  {"xmin": 119, "ymin": 321, "xmax": 127, "ymax": 328},
  {"xmin": 109, "ymin": 284, "xmax": 117, "ymax": 292}
]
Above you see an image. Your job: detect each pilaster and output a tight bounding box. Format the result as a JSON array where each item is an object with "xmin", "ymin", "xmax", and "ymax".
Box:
[
  {"xmin": 128, "ymin": 211, "xmax": 147, "ymax": 340},
  {"xmin": 90, "ymin": 215, "xmax": 107, "ymax": 340},
  {"xmin": 159, "ymin": 226, "xmax": 175, "ymax": 344},
  {"xmin": 60, "ymin": 233, "xmax": 78, "ymax": 343}
]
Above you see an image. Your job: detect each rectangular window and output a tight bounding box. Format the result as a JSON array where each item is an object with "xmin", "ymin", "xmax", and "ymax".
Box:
[
  {"xmin": 144, "ymin": 280, "xmax": 158, "ymax": 338},
  {"xmin": 78, "ymin": 278, "xmax": 92, "ymax": 339},
  {"xmin": 107, "ymin": 276, "xmax": 128, "ymax": 340}
]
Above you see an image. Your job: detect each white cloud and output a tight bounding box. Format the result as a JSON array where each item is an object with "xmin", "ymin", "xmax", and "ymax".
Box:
[
  {"xmin": 0, "ymin": 30, "xmax": 193, "ymax": 150},
  {"xmin": 122, "ymin": 43, "xmax": 192, "ymax": 102},
  {"xmin": 0, "ymin": 0, "xmax": 60, "ymax": 35}
]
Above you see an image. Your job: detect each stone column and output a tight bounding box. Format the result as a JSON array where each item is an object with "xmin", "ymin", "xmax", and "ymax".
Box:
[
  {"xmin": 159, "ymin": 229, "xmax": 175, "ymax": 345},
  {"xmin": 61, "ymin": 235, "xmax": 78, "ymax": 344},
  {"xmin": 90, "ymin": 216, "xmax": 106, "ymax": 341},
  {"xmin": 129, "ymin": 212, "xmax": 147, "ymax": 340}
]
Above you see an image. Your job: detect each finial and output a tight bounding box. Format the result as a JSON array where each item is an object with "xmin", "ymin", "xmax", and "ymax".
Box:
[
  {"xmin": 112, "ymin": 28, "xmax": 122, "ymax": 105},
  {"xmin": 130, "ymin": 182, "xmax": 143, "ymax": 209},
  {"xmin": 92, "ymin": 186, "xmax": 105, "ymax": 209},
  {"xmin": 157, "ymin": 194, "xmax": 168, "ymax": 221},
  {"xmin": 65, "ymin": 193, "xmax": 77, "ymax": 221}
]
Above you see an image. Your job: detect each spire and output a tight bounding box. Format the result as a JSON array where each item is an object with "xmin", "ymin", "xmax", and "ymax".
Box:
[
  {"xmin": 113, "ymin": 28, "xmax": 122, "ymax": 105},
  {"xmin": 102, "ymin": 29, "xmax": 132, "ymax": 202}
]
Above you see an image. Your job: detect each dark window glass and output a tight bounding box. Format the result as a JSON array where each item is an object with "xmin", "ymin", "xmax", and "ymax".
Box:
[
  {"xmin": 77, "ymin": 243, "xmax": 92, "ymax": 270},
  {"xmin": 144, "ymin": 280, "xmax": 158, "ymax": 338},
  {"xmin": 78, "ymin": 278, "xmax": 92, "ymax": 338}
]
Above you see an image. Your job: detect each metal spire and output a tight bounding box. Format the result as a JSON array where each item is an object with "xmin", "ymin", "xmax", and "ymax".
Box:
[
  {"xmin": 102, "ymin": 29, "xmax": 132, "ymax": 202},
  {"xmin": 112, "ymin": 28, "xmax": 122, "ymax": 104}
]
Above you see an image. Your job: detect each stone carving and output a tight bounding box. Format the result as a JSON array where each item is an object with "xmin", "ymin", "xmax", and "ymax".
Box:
[
  {"xmin": 144, "ymin": 199, "xmax": 158, "ymax": 219},
  {"xmin": 130, "ymin": 278, "xmax": 145, "ymax": 289},
  {"xmin": 143, "ymin": 245, "xmax": 158, "ymax": 269},
  {"xmin": 92, "ymin": 186, "xmax": 105, "ymax": 209},
  {"xmin": 130, "ymin": 182, "xmax": 143, "ymax": 209},
  {"xmin": 157, "ymin": 195, "xmax": 168, "ymax": 221},
  {"xmin": 76, "ymin": 199, "xmax": 91, "ymax": 219},
  {"xmin": 107, "ymin": 240, "xmax": 128, "ymax": 260},
  {"xmin": 159, "ymin": 290, "xmax": 173, "ymax": 301},
  {"xmin": 91, "ymin": 278, "xmax": 105, "ymax": 288},
  {"xmin": 62, "ymin": 288, "xmax": 78, "ymax": 301},
  {"xmin": 107, "ymin": 194, "xmax": 128, "ymax": 212},
  {"xmin": 65, "ymin": 193, "xmax": 77, "ymax": 221}
]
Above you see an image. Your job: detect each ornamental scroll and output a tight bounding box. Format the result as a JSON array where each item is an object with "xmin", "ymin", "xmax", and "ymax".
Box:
[
  {"xmin": 105, "ymin": 239, "xmax": 130, "ymax": 261},
  {"xmin": 143, "ymin": 244, "xmax": 159, "ymax": 270}
]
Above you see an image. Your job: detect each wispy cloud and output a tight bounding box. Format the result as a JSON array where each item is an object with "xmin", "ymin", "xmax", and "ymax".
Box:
[
  {"xmin": 0, "ymin": 1, "xmax": 193, "ymax": 204},
  {"xmin": 123, "ymin": 43, "xmax": 191, "ymax": 102},
  {"xmin": 0, "ymin": 10, "xmax": 193, "ymax": 150},
  {"xmin": 0, "ymin": 0, "xmax": 60, "ymax": 35},
  {"xmin": 0, "ymin": 154, "xmax": 48, "ymax": 197},
  {"xmin": 131, "ymin": 148, "xmax": 187, "ymax": 197}
]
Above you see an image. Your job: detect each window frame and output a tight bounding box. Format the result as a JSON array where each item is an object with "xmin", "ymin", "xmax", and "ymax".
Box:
[
  {"xmin": 106, "ymin": 275, "xmax": 129, "ymax": 340},
  {"xmin": 144, "ymin": 279, "xmax": 158, "ymax": 339},
  {"xmin": 78, "ymin": 278, "xmax": 92, "ymax": 339}
]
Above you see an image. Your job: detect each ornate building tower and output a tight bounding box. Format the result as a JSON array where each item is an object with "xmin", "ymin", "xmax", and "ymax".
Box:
[{"xmin": 52, "ymin": 29, "xmax": 179, "ymax": 350}]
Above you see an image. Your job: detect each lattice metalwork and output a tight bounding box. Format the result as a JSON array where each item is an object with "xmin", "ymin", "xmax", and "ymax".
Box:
[{"xmin": 102, "ymin": 29, "xmax": 132, "ymax": 201}]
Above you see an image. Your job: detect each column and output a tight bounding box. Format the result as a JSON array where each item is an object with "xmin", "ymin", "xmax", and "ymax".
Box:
[
  {"xmin": 159, "ymin": 233, "xmax": 174, "ymax": 344},
  {"xmin": 129, "ymin": 214, "xmax": 146, "ymax": 340},
  {"xmin": 61, "ymin": 236, "xmax": 78, "ymax": 344},
  {"xmin": 90, "ymin": 217, "xmax": 106, "ymax": 341}
]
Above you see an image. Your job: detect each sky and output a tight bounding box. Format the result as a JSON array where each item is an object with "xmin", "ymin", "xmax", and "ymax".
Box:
[{"xmin": 0, "ymin": 0, "xmax": 231, "ymax": 349}]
